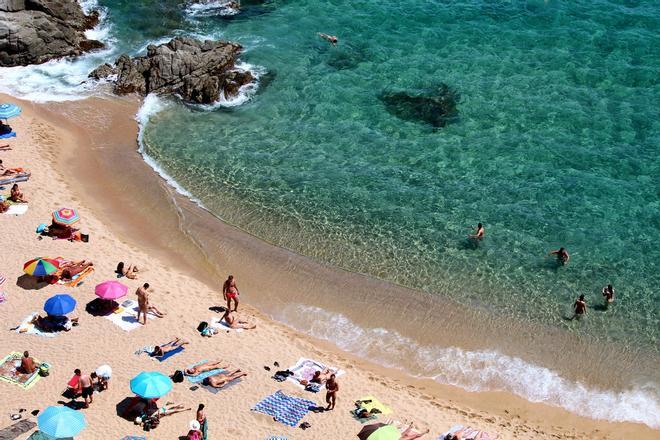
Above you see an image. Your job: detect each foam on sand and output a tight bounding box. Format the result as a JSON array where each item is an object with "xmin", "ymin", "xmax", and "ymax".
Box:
[{"xmin": 275, "ymin": 304, "xmax": 660, "ymax": 429}]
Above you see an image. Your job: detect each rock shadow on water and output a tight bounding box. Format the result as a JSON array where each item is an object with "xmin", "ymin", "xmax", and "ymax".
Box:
[{"xmin": 379, "ymin": 84, "xmax": 460, "ymax": 129}]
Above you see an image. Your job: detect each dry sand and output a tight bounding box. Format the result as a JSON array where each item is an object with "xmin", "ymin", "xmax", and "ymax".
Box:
[{"xmin": 0, "ymin": 92, "xmax": 656, "ymax": 439}]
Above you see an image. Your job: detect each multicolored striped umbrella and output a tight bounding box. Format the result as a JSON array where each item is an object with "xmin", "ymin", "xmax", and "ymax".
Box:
[
  {"xmin": 52, "ymin": 208, "xmax": 80, "ymax": 226},
  {"xmin": 37, "ymin": 406, "xmax": 86, "ymax": 438},
  {"xmin": 95, "ymin": 280, "xmax": 128, "ymax": 300},
  {"xmin": 0, "ymin": 103, "xmax": 21, "ymax": 120},
  {"xmin": 23, "ymin": 257, "xmax": 60, "ymax": 277}
]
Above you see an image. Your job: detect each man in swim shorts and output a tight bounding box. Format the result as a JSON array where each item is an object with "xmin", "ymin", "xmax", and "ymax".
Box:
[{"xmin": 222, "ymin": 275, "xmax": 240, "ymax": 312}]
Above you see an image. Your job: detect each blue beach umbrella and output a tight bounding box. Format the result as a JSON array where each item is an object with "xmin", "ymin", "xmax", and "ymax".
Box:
[
  {"xmin": 44, "ymin": 294, "xmax": 76, "ymax": 316},
  {"xmin": 0, "ymin": 103, "xmax": 21, "ymax": 120},
  {"xmin": 130, "ymin": 372, "xmax": 173, "ymax": 399},
  {"xmin": 37, "ymin": 406, "xmax": 86, "ymax": 438}
]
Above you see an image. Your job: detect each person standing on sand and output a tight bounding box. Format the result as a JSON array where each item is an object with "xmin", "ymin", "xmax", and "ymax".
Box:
[
  {"xmin": 325, "ymin": 374, "xmax": 339, "ymax": 410},
  {"xmin": 602, "ymin": 284, "xmax": 615, "ymax": 308},
  {"xmin": 468, "ymin": 223, "xmax": 485, "ymax": 240},
  {"xmin": 196, "ymin": 403, "xmax": 208, "ymax": 440},
  {"xmin": 79, "ymin": 370, "xmax": 96, "ymax": 408},
  {"xmin": 223, "ymin": 275, "xmax": 240, "ymax": 312},
  {"xmin": 573, "ymin": 294, "xmax": 587, "ymax": 319},
  {"xmin": 549, "ymin": 247, "xmax": 570, "ymax": 265},
  {"xmin": 136, "ymin": 283, "xmax": 166, "ymax": 325}
]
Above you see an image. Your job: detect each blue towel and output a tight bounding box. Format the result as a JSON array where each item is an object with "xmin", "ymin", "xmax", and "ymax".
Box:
[
  {"xmin": 155, "ymin": 345, "xmax": 184, "ymax": 362},
  {"xmin": 252, "ymin": 390, "xmax": 315, "ymax": 427},
  {"xmin": 0, "ymin": 131, "xmax": 16, "ymax": 139},
  {"xmin": 186, "ymin": 360, "xmax": 225, "ymax": 383}
]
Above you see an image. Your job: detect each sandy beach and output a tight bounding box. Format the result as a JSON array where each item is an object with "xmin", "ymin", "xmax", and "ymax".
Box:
[{"xmin": 0, "ymin": 92, "xmax": 657, "ymax": 440}]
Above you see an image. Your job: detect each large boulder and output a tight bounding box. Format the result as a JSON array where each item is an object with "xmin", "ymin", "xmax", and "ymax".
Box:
[
  {"xmin": 0, "ymin": 0, "xmax": 104, "ymax": 67},
  {"xmin": 89, "ymin": 37, "xmax": 255, "ymax": 104}
]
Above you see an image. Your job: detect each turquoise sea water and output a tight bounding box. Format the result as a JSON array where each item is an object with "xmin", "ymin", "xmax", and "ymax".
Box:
[
  {"xmin": 1, "ymin": 0, "xmax": 658, "ymax": 427},
  {"xmin": 132, "ymin": 0, "xmax": 660, "ymax": 350}
]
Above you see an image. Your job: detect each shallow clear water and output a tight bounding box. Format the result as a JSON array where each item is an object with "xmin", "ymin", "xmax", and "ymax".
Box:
[{"xmin": 138, "ymin": 0, "xmax": 660, "ymax": 352}]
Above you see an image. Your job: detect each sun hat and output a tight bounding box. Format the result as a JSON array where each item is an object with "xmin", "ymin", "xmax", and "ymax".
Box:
[{"xmin": 189, "ymin": 420, "xmax": 201, "ymax": 430}]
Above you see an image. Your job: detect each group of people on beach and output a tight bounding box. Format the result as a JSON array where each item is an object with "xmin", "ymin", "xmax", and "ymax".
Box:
[{"xmin": 467, "ymin": 223, "xmax": 615, "ymax": 319}]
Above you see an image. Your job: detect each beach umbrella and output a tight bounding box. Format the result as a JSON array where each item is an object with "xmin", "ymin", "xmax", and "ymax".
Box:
[
  {"xmin": 358, "ymin": 423, "xmax": 400, "ymax": 440},
  {"xmin": 37, "ymin": 406, "xmax": 86, "ymax": 438},
  {"xmin": 44, "ymin": 294, "xmax": 76, "ymax": 316},
  {"xmin": 96, "ymin": 364, "xmax": 112, "ymax": 379},
  {"xmin": 23, "ymin": 257, "xmax": 60, "ymax": 277},
  {"xmin": 130, "ymin": 372, "xmax": 172, "ymax": 399},
  {"xmin": 0, "ymin": 103, "xmax": 21, "ymax": 120},
  {"xmin": 52, "ymin": 208, "xmax": 80, "ymax": 226},
  {"xmin": 95, "ymin": 280, "xmax": 128, "ymax": 300}
]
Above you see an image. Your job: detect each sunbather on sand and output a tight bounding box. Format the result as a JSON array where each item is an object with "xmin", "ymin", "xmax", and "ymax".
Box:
[
  {"xmin": 30, "ymin": 314, "xmax": 78, "ymax": 332},
  {"xmin": 202, "ymin": 369, "xmax": 247, "ymax": 388},
  {"xmin": 9, "ymin": 183, "xmax": 26, "ymax": 202},
  {"xmin": 310, "ymin": 368, "xmax": 333, "ymax": 384},
  {"xmin": 0, "ymin": 166, "xmax": 27, "ymax": 176},
  {"xmin": 116, "ymin": 262, "xmax": 139, "ymax": 279},
  {"xmin": 59, "ymin": 260, "xmax": 93, "ymax": 280},
  {"xmin": 156, "ymin": 402, "xmax": 191, "ymax": 418},
  {"xmin": 151, "ymin": 338, "xmax": 189, "ymax": 358},
  {"xmin": 185, "ymin": 360, "xmax": 229, "ymax": 377},
  {"xmin": 18, "ymin": 351, "xmax": 37, "ymax": 374},
  {"xmin": 446, "ymin": 427, "xmax": 490, "ymax": 440},
  {"xmin": 387, "ymin": 421, "xmax": 429, "ymax": 440},
  {"xmin": 222, "ymin": 310, "xmax": 256, "ymax": 329}
]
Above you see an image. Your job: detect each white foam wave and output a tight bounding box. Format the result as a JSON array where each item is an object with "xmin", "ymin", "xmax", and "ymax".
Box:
[
  {"xmin": 135, "ymin": 95, "xmax": 201, "ymax": 203},
  {"xmin": 0, "ymin": 0, "xmax": 115, "ymax": 102},
  {"xmin": 275, "ymin": 304, "xmax": 660, "ymax": 429},
  {"xmin": 185, "ymin": 0, "xmax": 240, "ymax": 17},
  {"xmin": 191, "ymin": 62, "xmax": 266, "ymax": 110}
]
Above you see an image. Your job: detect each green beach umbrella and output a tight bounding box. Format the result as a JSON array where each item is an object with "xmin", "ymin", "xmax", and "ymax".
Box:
[{"xmin": 358, "ymin": 423, "xmax": 400, "ymax": 440}]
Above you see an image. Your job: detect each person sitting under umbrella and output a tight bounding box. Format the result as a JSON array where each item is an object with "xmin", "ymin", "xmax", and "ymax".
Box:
[
  {"xmin": 30, "ymin": 314, "xmax": 78, "ymax": 332},
  {"xmin": 59, "ymin": 260, "xmax": 94, "ymax": 282}
]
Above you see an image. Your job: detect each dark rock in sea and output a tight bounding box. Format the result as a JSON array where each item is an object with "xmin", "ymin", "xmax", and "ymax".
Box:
[
  {"xmin": 379, "ymin": 84, "xmax": 460, "ymax": 128},
  {"xmin": 88, "ymin": 37, "xmax": 255, "ymax": 105},
  {"xmin": 0, "ymin": 0, "xmax": 104, "ymax": 67}
]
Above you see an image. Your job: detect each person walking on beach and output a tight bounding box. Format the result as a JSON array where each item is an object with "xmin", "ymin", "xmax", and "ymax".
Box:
[
  {"xmin": 318, "ymin": 32, "xmax": 338, "ymax": 46},
  {"xmin": 602, "ymin": 284, "xmax": 615, "ymax": 308},
  {"xmin": 325, "ymin": 374, "xmax": 339, "ymax": 410},
  {"xmin": 468, "ymin": 223, "xmax": 485, "ymax": 240},
  {"xmin": 196, "ymin": 403, "xmax": 208, "ymax": 440},
  {"xmin": 78, "ymin": 370, "xmax": 95, "ymax": 408},
  {"xmin": 549, "ymin": 247, "xmax": 570, "ymax": 265},
  {"xmin": 223, "ymin": 275, "xmax": 240, "ymax": 312},
  {"xmin": 573, "ymin": 294, "xmax": 587, "ymax": 319}
]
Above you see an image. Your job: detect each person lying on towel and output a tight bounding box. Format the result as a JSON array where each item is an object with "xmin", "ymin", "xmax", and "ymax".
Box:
[
  {"xmin": 202, "ymin": 369, "xmax": 247, "ymax": 388},
  {"xmin": 184, "ymin": 360, "xmax": 229, "ymax": 377}
]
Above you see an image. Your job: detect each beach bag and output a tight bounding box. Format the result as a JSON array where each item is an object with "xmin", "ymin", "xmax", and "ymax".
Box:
[
  {"xmin": 81, "ymin": 233, "xmax": 89, "ymax": 243},
  {"xmin": 39, "ymin": 363, "xmax": 50, "ymax": 377},
  {"xmin": 197, "ymin": 321, "xmax": 208, "ymax": 333},
  {"xmin": 172, "ymin": 370, "xmax": 184, "ymax": 383}
]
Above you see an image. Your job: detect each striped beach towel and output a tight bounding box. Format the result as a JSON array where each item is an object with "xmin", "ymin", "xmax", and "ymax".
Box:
[
  {"xmin": 252, "ymin": 390, "xmax": 315, "ymax": 427},
  {"xmin": 0, "ymin": 274, "xmax": 6, "ymax": 286}
]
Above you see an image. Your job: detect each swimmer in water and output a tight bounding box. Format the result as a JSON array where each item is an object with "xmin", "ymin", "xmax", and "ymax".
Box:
[
  {"xmin": 317, "ymin": 33, "xmax": 338, "ymax": 46},
  {"xmin": 549, "ymin": 247, "xmax": 570, "ymax": 265},
  {"xmin": 573, "ymin": 294, "xmax": 587, "ymax": 319},
  {"xmin": 601, "ymin": 284, "xmax": 614, "ymax": 308},
  {"xmin": 468, "ymin": 223, "xmax": 485, "ymax": 240}
]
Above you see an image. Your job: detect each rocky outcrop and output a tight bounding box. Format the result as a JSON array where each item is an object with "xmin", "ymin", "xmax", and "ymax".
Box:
[
  {"xmin": 89, "ymin": 37, "xmax": 254, "ymax": 104},
  {"xmin": 379, "ymin": 84, "xmax": 460, "ymax": 128},
  {"xmin": 0, "ymin": 0, "xmax": 104, "ymax": 67}
]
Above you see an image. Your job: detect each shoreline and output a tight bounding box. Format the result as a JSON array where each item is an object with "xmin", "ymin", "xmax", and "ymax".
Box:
[{"xmin": 0, "ymin": 91, "xmax": 657, "ymax": 438}]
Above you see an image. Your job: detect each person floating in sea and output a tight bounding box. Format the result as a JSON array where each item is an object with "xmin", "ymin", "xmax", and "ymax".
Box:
[
  {"xmin": 573, "ymin": 294, "xmax": 587, "ymax": 319},
  {"xmin": 222, "ymin": 275, "xmax": 240, "ymax": 312},
  {"xmin": 317, "ymin": 32, "xmax": 338, "ymax": 46},
  {"xmin": 549, "ymin": 247, "xmax": 570, "ymax": 265},
  {"xmin": 468, "ymin": 223, "xmax": 485, "ymax": 240},
  {"xmin": 601, "ymin": 284, "xmax": 615, "ymax": 307}
]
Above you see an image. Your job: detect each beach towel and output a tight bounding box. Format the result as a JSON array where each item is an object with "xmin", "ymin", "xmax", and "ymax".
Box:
[
  {"xmin": 286, "ymin": 357, "xmax": 345, "ymax": 388},
  {"xmin": 57, "ymin": 266, "xmax": 94, "ymax": 287},
  {"xmin": 14, "ymin": 313, "xmax": 58, "ymax": 338},
  {"xmin": 0, "ymin": 292, "xmax": 6, "ymax": 304},
  {"xmin": 0, "ymin": 352, "xmax": 44, "ymax": 390},
  {"xmin": 0, "ymin": 131, "xmax": 16, "ymax": 139},
  {"xmin": 0, "ymin": 173, "xmax": 30, "ymax": 187},
  {"xmin": 5, "ymin": 204, "xmax": 28, "ymax": 215},
  {"xmin": 200, "ymin": 375, "xmax": 243, "ymax": 394},
  {"xmin": 119, "ymin": 437, "xmax": 146, "ymax": 440},
  {"xmin": 185, "ymin": 360, "xmax": 225, "ymax": 384},
  {"xmin": 356, "ymin": 396, "xmax": 393, "ymax": 415},
  {"xmin": 209, "ymin": 316, "xmax": 243, "ymax": 333},
  {"xmin": 252, "ymin": 390, "xmax": 315, "ymax": 427},
  {"xmin": 155, "ymin": 345, "xmax": 184, "ymax": 362},
  {"xmin": 0, "ymin": 419, "xmax": 37, "ymax": 440},
  {"xmin": 105, "ymin": 299, "xmax": 154, "ymax": 331},
  {"xmin": 27, "ymin": 431, "xmax": 73, "ymax": 440},
  {"xmin": 265, "ymin": 437, "xmax": 288, "ymax": 440},
  {"xmin": 438, "ymin": 425, "xmax": 498, "ymax": 440}
]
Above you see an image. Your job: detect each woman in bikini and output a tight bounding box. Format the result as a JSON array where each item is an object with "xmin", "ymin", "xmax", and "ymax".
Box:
[
  {"xmin": 184, "ymin": 360, "xmax": 228, "ymax": 377},
  {"xmin": 202, "ymin": 369, "xmax": 247, "ymax": 388},
  {"xmin": 151, "ymin": 338, "xmax": 189, "ymax": 358},
  {"xmin": 116, "ymin": 262, "xmax": 139, "ymax": 279}
]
